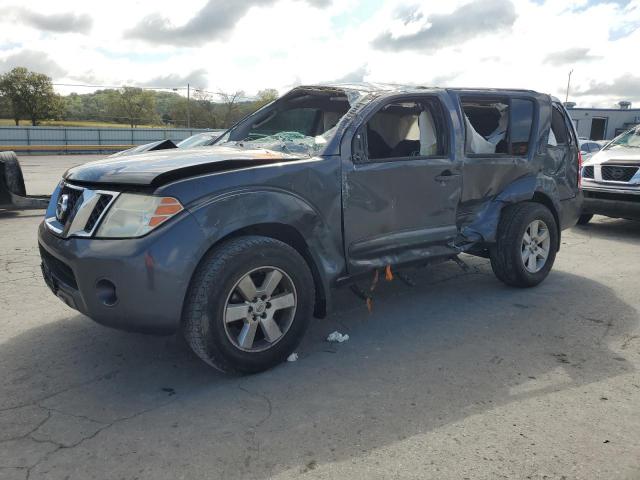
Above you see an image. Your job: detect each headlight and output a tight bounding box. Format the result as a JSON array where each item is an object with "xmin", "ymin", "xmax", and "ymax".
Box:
[{"xmin": 96, "ymin": 194, "xmax": 184, "ymax": 238}]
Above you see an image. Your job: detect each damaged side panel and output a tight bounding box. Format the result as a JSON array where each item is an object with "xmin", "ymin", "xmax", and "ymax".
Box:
[
  {"xmin": 339, "ymin": 88, "xmax": 569, "ymax": 273},
  {"xmin": 452, "ymin": 90, "xmax": 557, "ymax": 247}
]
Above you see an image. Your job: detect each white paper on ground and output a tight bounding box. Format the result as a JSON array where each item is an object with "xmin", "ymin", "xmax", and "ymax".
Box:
[{"xmin": 326, "ymin": 331, "xmax": 350, "ymax": 343}]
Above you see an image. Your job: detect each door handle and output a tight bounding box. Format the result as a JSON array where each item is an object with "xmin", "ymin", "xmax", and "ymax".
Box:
[{"xmin": 434, "ymin": 170, "xmax": 458, "ymax": 182}]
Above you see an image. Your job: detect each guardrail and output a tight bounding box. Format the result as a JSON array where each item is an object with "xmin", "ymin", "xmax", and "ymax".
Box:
[
  {"xmin": 0, "ymin": 144, "xmax": 133, "ymax": 152},
  {"xmin": 0, "ymin": 126, "xmax": 211, "ymax": 154}
]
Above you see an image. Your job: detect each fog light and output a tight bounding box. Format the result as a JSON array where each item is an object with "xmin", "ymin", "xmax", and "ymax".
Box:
[{"xmin": 96, "ymin": 279, "xmax": 117, "ymax": 306}]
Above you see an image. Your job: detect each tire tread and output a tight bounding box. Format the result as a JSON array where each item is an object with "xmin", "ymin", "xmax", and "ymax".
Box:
[{"xmin": 490, "ymin": 202, "xmax": 558, "ymax": 288}]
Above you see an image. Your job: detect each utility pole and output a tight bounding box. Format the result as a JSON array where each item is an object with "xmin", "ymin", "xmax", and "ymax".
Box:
[
  {"xmin": 565, "ymin": 69, "xmax": 573, "ymax": 103},
  {"xmin": 186, "ymin": 83, "xmax": 191, "ymax": 129}
]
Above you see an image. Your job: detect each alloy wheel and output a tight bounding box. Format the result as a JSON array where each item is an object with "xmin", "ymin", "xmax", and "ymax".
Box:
[
  {"xmin": 223, "ymin": 266, "xmax": 297, "ymax": 352},
  {"xmin": 521, "ymin": 219, "xmax": 551, "ymax": 273}
]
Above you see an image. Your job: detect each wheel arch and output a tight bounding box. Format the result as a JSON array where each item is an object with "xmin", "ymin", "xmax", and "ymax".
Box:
[
  {"xmin": 181, "ymin": 187, "xmax": 345, "ymax": 321},
  {"xmin": 223, "ymin": 223, "xmax": 328, "ymax": 318},
  {"xmin": 460, "ymin": 176, "xmax": 562, "ymax": 251},
  {"xmin": 184, "ymin": 222, "xmax": 329, "ymax": 321}
]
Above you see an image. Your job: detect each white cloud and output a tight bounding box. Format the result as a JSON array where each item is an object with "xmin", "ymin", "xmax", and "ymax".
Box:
[{"xmin": 0, "ymin": 0, "xmax": 637, "ymax": 106}]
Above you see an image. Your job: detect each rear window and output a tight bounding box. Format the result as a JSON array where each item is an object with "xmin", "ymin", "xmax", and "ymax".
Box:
[
  {"xmin": 548, "ymin": 107, "xmax": 569, "ymax": 146},
  {"xmin": 510, "ymin": 99, "xmax": 534, "ymax": 156}
]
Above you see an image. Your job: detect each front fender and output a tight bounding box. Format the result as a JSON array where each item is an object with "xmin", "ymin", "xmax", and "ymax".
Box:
[{"xmin": 188, "ymin": 188, "xmax": 344, "ymax": 306}]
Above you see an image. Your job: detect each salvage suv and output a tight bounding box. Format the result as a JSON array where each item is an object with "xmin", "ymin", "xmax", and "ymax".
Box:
[{"xmin": 39, "ymin": 84, "xmax": 582, "ymax": 373}]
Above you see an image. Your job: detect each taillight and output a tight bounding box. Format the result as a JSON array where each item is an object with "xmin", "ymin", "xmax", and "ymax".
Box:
[{"xmin": 577, "ymin": 150, "xmax": 583, "ymax": 190}]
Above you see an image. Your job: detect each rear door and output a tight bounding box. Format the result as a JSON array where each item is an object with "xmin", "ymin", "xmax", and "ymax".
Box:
[
  {"xmin": 455, "ymin": 92, "xmax": 537, "ymax": 222},
  {"xmin": 341, "ymin": 93, "xmax": 462, "ymax": 274}
]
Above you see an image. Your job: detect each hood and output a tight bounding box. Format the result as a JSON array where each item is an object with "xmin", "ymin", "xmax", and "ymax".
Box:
[
  {"xmin": 64, "ymin": 145, "xmax": 304, "ymax": 187},
  {"xmin": 585, "ymin": 145, "xmax": 640, "ymax": 166}
]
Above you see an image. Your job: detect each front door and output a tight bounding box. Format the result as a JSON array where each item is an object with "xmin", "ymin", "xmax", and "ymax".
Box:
[{"xmin": 341, "ymin": 94, "xmax": 462, "ymax": 274}]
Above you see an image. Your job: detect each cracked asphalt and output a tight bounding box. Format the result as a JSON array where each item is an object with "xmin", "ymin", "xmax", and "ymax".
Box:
[{"xmin": 1, "ymin": 155, "xmax": 639, "ymax": 479}]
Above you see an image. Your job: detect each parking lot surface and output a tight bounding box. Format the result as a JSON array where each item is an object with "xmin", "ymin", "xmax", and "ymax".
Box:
[{"xmin": 1, "ymin": 155, "xmax": 639, "ymax": 479}]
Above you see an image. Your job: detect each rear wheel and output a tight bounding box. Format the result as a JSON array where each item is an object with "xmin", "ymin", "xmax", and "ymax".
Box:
[
  {"xmin": 577, "ymin": 213, "xmax": 593, "ymax": 225},
  {"xmin": 490, "ymin": 202, "xmax": 558, "ymax": 288},
  {"xmin": 182, "ymin": 236, "xmax": 314, "ymax": 374}
]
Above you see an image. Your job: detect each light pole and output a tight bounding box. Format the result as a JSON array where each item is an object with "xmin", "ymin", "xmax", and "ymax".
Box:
[
  {"xmin": 565, "ymin": 69, "xmax": 573, "ymax": 103},
  {"xmin": 187, "ymin": 83, "xmax": 191, "ymax": 129}
]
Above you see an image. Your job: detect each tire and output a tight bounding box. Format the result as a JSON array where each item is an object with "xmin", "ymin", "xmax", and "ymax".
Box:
[
  {"xmin": 490, "ymin": 202, "xmax": 558, "ymax": 288},
  {"xmin": 0, "ymin": 151, "xmax": 26, "ymax": 197},
  {"xmin": 577, "ymin": 213, "xmax": 593, "ymax": 225},
  {"xmin": 182, "ymin": 236, "xmax": 315, "ymax": 374}
]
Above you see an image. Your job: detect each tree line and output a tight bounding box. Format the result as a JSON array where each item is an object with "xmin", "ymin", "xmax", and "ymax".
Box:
[{"xmin": 0, "ymin": 67, "xmax": 279, "ymax": 128}]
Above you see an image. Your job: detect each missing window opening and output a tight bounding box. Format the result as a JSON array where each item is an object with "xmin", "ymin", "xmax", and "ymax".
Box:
[
  {"xmin": 462, "ymin": 97, "xmax": 534, "ymax": 156},
  {"xmin": 365, "ymin": 99, "xmax": 446, "ymax": 161}
]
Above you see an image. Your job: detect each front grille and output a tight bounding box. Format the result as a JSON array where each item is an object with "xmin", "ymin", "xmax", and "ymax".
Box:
[
  {"xmin": 582, "ymin": 166, "xmax": 594, "ymax": 178},
  {"xmin": 601, "ymin": 165, "xmax": 638, "ymax": 182},
  {"xmin": 59, "ymin": 185, "xmax": 83, "ymax": 225},
  {"xmin": 46, "ymin": 182, "xmax": 118, "ymax": 238},
  {"xmin": 39, "ymin": 245, "xmax": 78, "ymax": 289},
  {"xmin": 84, "ymin": 194, "xmax": 113, "ymax": 232}
]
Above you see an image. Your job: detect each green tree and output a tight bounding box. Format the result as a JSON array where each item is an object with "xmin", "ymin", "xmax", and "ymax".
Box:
[
  {"xmin": 107, "ymin": 87, "xmax": 158, "ymax": 128},
  {"xmin": 219, "ymin": 91, "xmax": 246, "ymax": 127},
  {"xmin": 0, "ymin": 93, "xmax": 12, "ymax": 122},
  {"xmin": 256, "ymin": 88, "xmax": 279, "ymax": 107},
  {"xmin": 0, "ymin": 67, "xmax": 28, "ymax": 125},
  {"xmin": 0, "ymin": 67, "xmax": 63, "ymax": 126}
]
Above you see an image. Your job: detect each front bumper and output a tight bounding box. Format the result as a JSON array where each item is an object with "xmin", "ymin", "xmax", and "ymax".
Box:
[
  {"xmin": 581, "ymin": 183, "xmax": 640, "ymax": 220},
  {"xmin": 38, "ymin": 212, "xmax": 208, "ymax": 334}
]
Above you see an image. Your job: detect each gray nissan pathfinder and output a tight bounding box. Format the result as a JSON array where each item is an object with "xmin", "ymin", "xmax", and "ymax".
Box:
[{"xmin": 38, "ymin": 84, "xmax": 582, "ymax": 373}]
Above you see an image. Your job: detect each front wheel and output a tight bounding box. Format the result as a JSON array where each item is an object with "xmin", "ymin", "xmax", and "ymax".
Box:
[
  {"xmin": 182, "ymin": 236, "xmax": 315, "ymax": 374},
  {"xmin": 490, "ymin": 202, "xmax": 558, "ymax": 288}
]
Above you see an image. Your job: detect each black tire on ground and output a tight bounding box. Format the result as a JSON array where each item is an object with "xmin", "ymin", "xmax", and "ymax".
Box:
[
  {"xmin": 489, "ymin": 202, "xmax": 559, "ymax": 288},
  {"xmin": 182, "ymin": 236, "xmax": 315, "ymax": 374},
  {"xmin": 577, "ymin": 213, "xmax": 593, "ymax": 225},
  {"xmin": 0, "ymin": 151, "xmax": 26, "ymax": 197}
]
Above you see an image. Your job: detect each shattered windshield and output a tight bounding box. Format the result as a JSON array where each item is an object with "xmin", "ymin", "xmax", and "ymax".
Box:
[
  {"xmin": 606, "ymin": 127, "xmax": 640, "ymax": 149},
  {"xmin": 217, "ymin": 88, "xmax": 358, "ymax": 156}
]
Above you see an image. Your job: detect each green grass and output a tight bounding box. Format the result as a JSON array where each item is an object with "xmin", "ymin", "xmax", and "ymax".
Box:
[{"xmin": 0, "ymin": 119, "xmax": 165, "ymax": 128}]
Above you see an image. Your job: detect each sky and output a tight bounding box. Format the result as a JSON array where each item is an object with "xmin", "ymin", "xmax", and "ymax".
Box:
[{"xmin": 0, "ymin": 0, "xmax": 638, "ymax": 107}]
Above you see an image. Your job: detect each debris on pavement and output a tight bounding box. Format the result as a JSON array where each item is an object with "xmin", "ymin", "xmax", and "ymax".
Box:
[
  {"xmin": 385, "ymin": 264, "xmax": 394, "ymax": 281},
  {"xmin": 326, "ymin": 331, "xmax": 349, "ymax": 343},
  {"xmin": 452, "ymin": 255, "xmax": 471, "ymax": 272},
  {"xmin": 350, "ymin": 269, "xmax": 381, "ymax": 313},
  {"xmin": 287, "ymin": 352, "xmax": 299, "ymax": 362}
]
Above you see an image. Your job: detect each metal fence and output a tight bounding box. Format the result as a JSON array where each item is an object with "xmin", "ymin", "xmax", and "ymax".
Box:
[{"xmin": 0, "ymin": 126, "xmax": 212, "ymax": 154}]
